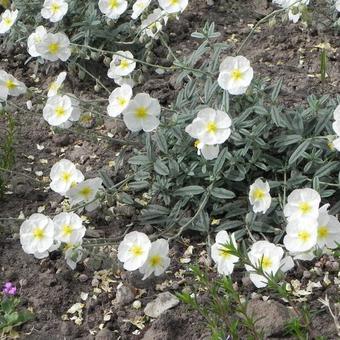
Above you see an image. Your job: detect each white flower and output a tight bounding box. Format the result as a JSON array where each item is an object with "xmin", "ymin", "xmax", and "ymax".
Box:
[
  {"xmin": 291, "ymin": 248, "xmax": 316, "ymax": 261},
  {"xmin": 41, "ymin": 0, "xmax": 68, "ymax": 22},
  {"xmin": 0, "ymin": 9, "xmax": 18, "ymax": 34},
  {"xmin": 107, "ymin": 84, "xmax": 132, "ymax": 117},
  {"xmin": 20, "ymin": 213, "xmax": 54, "ymax": 255},
  {"xmin": 67, "ymin": 178, "xmax": 103, "ymax": 211},
  {"xmin": 245, "ymin": 241, "xmax": 284, "ymax": 288},
  {"xmin": 211, "ymin": 231, "xmax": 239, "ymax": 275},
  {"xmin": 27, "ymin": 26, "xmax": 47, "ymax": 57},
  {"xmin": 58, "ymin": 96, "xmax": 82, "ymax": 129},
  {"xmin": 53, "ymin": 212, "xmax": 86, "ymax": 244},
  {"xmin": 195, "ymin": 140, "xmax": 219, "ymax": 160},
  {"xmin": 123, "ymin": 93, "xmax": 161, "ymax": 132},
  {"xmin": 36, "ymin": 32, "xmax": 71, "ymax": 62},
  {"xmin": 333, "ymin": 138, "xmax": 340, "ymax": 152},
  {"xmin": 139, "ymin": 239, "xmax": 170, "ymax": 279},
  {"xmin": 332, "ymin": 104, "xmax": 340, "ymax": 136},
  {"xmin": 117, "ymin": 231, "xmax": 151, "ymax": 271},
  {"xmin": 31, "ymin": 240, "xmax": 61, "ymax": 260},
  {"xmin": 65, "ymin": 244, "xmax": 83, "ymax": 270},
  {"xmin": 0, "ymin": 70, "xmax": 26, "ymax": 101},
  {"xmin": 249, "ymin": 178, "xmax": 271, "ymax": 214},
  {"xmin": 98, "ymin": 0, "xmax": 128, "ymax": 19},
  {"xmin": 141, "ymin": 10, "xmax": 164, "ymax": 38},
  {"xmin": 113, "ymin": 75, "xmax": 135, "ymax": 88},
  {"xmin": 185, "ymin": 108, "xmax": 232, "ymax": 145},
  {"xmin": 336, "ymin": 0, "xmax": 340, "ymax": 12},
  {"xmin": 48, "ymin": 71, "xmax": 67, "ymax": 97},
  {"xmin": 131, "ymin": 0, "xmax": 151, "ymax": 19},
  {"xmin": 158, "ymin": 0, "xmax": 188, "ymax": 13},
  {"xmin": 43, "ymin": 94, "xmax": 73, "ymax": 126},
  {"xmin": 274, "ymin": 0, "xmax": 309, "ymax": 23},
  {"xmin": 316, "ymin": 204, "xmax": 340, "ymax": 249},
  {"xmin": 50, "ymin": 159, "xmax": 84, "ymax": 195},
  {"xmin": 283, "ymin": 218, "xmax": 318, "ymax": 253},
  {"xmin": 283, "ymin": 188, "xmax": 321, "ymax": 222},
  {"xmin": 107, "ymin": 51, "xmax": 136, "ymax": 78},
  {"xmin": 218, "ymin": 56, "xmax": 254, "ymax": 95}
]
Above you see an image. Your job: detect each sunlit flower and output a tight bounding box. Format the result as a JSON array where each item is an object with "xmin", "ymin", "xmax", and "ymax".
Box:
[
  {"xmin": 107, "ymin": 51, "xmax": 136, "ymax": 78},
  {"xmin": 98, "ymin": 0, "xmax": 128, "ymax": 20},
  {"xmin": 332, "ymin": 138, "xmax": 340, "ymax": 152},
  {"xmin": 283, "ymin": 218, "xmax": 318, "ymax": 252},
  {"xmin": 249, "ymin": 178, "xmax": 271, "ymax": 214},
  {"xmin": 36, "ymin": 32, "xmax": 71, "ymax": 62},
  {"xmin": 316, "ymin": 204, "xmax": 340, "ymax": 249},
  {"xmin": 112, "ymin": 75, "xmax": 135, "ymax": 88},
  {"xmin": 48, "ymin": 71, "xmax": 67, "ymax": 97},
  {"xmin": 43, "ymin": 94, "xmax": 73, "ymax": 126},
  {"xmin": 273, "ymin": 0, "xmax": 309, "ymax": 23},
  {"xmin": 291, "ymin": 248, "xmax": 316, "ymax": 261},
  {"xmin": 0, "ymin": 70, "xmax": 26, "ymax": 101},
  {"xmin": 53, "ymin": 212, "xmax": 86, "ymax": 244},
  {"xmin": 20, "ymin": 213, "xmax": 54, "ymax": 255},
  {"xmin": 118, "ymin": 231, "xmax": 151, "ymax": 271},
  {"xmin": 139, "ymin": 239, "xmax": 170, "ymax": 279},
  {"xmin": 50, "ymin": 159, "xmax": 84, "ymax": 195},
  {"xmin": 107, "ymin": 84, "xmax": 132, "ymax": 117},
  {"xmin": 336, "ymin": 0, "xmax": 340, "ymax": 12},
  {"xmin": 67, "ymin": 177, "xmax": 103, "ymax": 211},
  {"xmin": 245, "ymin": 241, "xmax": 284, "ymax": 288},
  {"xmin": 158, "ymin": 0, "xmax": 188, "ymax": 13},
  {"xmin": 211, "ymin": 231, "xmax": 239, "ymax": 275},
  {"xmin": 123, "ymin": 93, "xmax": 161, "ymax": 132},
  {"xmin": 195, "ymin": 140, "xmax": 219, "ymax": 160},
  {"xmin": 0, "ymin": 9, "xmax": 18, "ymax": 34},
  {"xmin": 283, "ymin": 188, "xmax": 321, "ymax": 222},
  {"xmin": 185, "ymin": 108, "xmax": 232, "ymax": 145},
  {"xmin": 218, "ymin": 56, "xmax": 253, "ymax": 95},
  {"xmin": 131, "ymin": 0, "xmax": 151, "ymax": 19},
  {"xmin": 41, "ymin": 0, "xmax": 68, "ymax": 22},
  {"xmin": 65, "ymin": 244, "xmax": 83, "ymax": 270},
  {"xmin": 27, "ymin": 26, "xmax": 47, "ymax": 57}
]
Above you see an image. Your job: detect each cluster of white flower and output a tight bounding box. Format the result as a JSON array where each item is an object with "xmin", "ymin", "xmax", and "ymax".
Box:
[
  {"xmin": 273, "ymin": 0, "xmax": 310, "ymax": 23},
  {"xmin": 50, "ymin": 159, "xmax": 103, "ymax": 212},
  {"xmin": 211, "ymin": 230, "xmax": 293, "ymax": 288},
  {"xmin": 118, "ymin": 231, "xmax": 170, "ymax": 280},
  {"xmin": 20, "ymin": 212, "xmax": 85, "ymax": 269},
  {"xmin": 0, "ymin": 9, "xmax": 18, "ymax": 34},
  {"xmin": 0, "ymin": 70, "xmax": 26, "ymax": 102},
  {"xmin": 283, "ymin": 188, "xmax": 340, "ymax": 259}
]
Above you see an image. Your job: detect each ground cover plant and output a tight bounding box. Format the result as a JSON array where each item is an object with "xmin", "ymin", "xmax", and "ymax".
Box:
[{"xmin": 0, "ymin": 0, "xmax": 339, "ymax": 338}]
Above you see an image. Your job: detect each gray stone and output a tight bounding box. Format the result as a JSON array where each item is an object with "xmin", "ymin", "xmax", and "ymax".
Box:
[
  {"xmin": 246, "ymin": 300, "xmax": 294, "ymax": 337},
  {"xmin": 114, "ymin": 285, "xmax": 135, "ymax": 307},
  {"xmin": 144, "ymin": 292, "xmax": 179, "ymax": 318},
  {"xmin": 95, "ymin": 328, "xmax": 114, "ymax": 340}
]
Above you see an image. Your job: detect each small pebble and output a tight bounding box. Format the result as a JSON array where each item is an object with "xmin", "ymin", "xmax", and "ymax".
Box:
[
  {"xmin": 79, "ymin": 274, "xmax": 88, "ymax": 283},
  {"xmin": 132, "ymin": 300, "xmax": 142, "ymax": 310}
]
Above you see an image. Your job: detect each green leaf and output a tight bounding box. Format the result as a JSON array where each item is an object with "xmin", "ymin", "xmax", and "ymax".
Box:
[
  {"xmin": 128, "ymin": 155, "xmax": 151, "ymax": 165},
  {"xmin": 154, "ymin": 159, "xmax": 169, "ymax": 176},
  {"xmin": 213, "ymin": 147, "xmax": 228, "ymax": 177},
  {"xmin": 211, "ymin": 187, "xmax": 235, "ymax": 199},
  {"xmin": 288, "ymin": 140, "xmax": 310, "ymax": 164},
  {"xmin": 271, "ymin": 78, "xmax": 283, "ymax": 102},
  {"xmin": 314, "ymin": 161, "xmax": 340, "ymax": 178},
  {"xmin": 174, "ymin": 186, "xmax": 205, "ymax": 196},
  {"xmin": 154, "ymin": 131, "xmax": 168, "ymax": 154}
]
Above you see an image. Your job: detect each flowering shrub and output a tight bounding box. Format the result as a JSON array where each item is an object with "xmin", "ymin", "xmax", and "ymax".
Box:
[{"xmin": 0, "ymin": 0, "xmax": 340, "ymax": 336}]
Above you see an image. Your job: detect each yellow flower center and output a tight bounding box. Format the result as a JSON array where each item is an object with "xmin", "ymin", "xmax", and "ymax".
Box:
[
  {"xmin": 231, "ymin": 69, "xmax": 243, "ymax": 81},
  {"xmin": 48, "ymin": 42, "xmax": 60, "ymax": 55},
  {"xmin": 317, "ymin": 226, "xmax": 329, "ymax": 239},
  {"xmin": 298, "ymin": 202, "xmax": 312, "ymax": 215},
  {"xmin": 135, "ymin": 106, "xmax": 148, "ymax": 119},
  {"xmin": 60, "ymin": 171, "xmax": 71, "ymax": 182},
  {"xmin": 194, "ymin": 140, "xmax": 201, "ymax": 149},
  {"xmin": 55, "ymin": 106, "xmax": 66, "ymax": 117},
  {"xmin": 218, "ymin": 247, "xmax": 231, "ymax": 259},
  {"xmin": 33, "ymin": 227, "xmax": 45, "ymax": 240},
  {"xmin": 206, "ymin": 121, "xmax": 217, "ymax": 134},
  {"xmin": 3, "ymin": 17, "xmax": 12, "ymax": 26},
  {"xmin": 252, "ymin": 188, "xmax": 265, "ymax": 201},
  {"xmin": 49, "ymin": 81, "xmax": 58, "ymax": 91},
  {"xmin": 298, "ymin": 230, "xmax": 311, "ymax": 243},
  {"xmin": 62, "ymin": 225, "xmax": 73, "ymax": 236},
  {"xmin": 261, "ymin": 256, "xmax": 272, "ymax": 270},
  {"xmin": 5, "ymin": 79, "xmax": 16, "ymax": 90},
  {"xmin": 109, "ymin": 0, "xmax": 119, "ymax": 9},
  {"xmin": 79, "ymin": 186, "xmax": 93, "ymax": 199},
  {"xmin": 119, "ymin": 59, "xmax": 130, "ymax": 69},
  {"xmin": 149, "ymin": 255, "xmax": 162, "ymax": 267},
  {"xmin": 117, "ymin": 97, "xmax": 127, "ymax": 107},
  {"xmin": 130, "ymin": 245, "xmax": 144, "ymax": 257},
  {"xmin": 51, "ymin": 2, "xmax": 61, "ymax": 14},
  {"xmin": 170, "ymin": 0, "xmax": 179, "ymax": 5}
]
